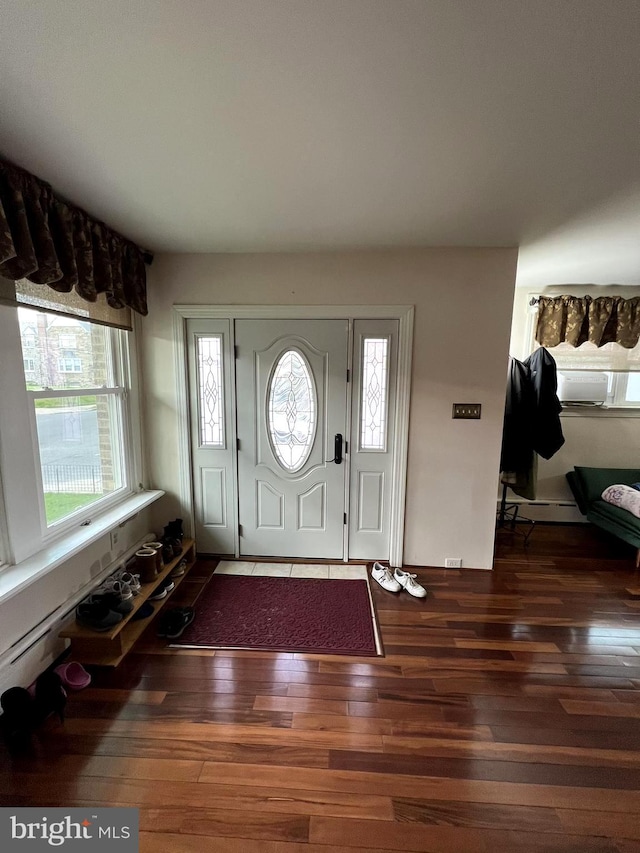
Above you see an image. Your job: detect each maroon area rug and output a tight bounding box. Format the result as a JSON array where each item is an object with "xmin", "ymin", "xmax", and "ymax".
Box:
[{"xmin": 172, "ymin": 575, "xmax": 379, "ymax": 656}]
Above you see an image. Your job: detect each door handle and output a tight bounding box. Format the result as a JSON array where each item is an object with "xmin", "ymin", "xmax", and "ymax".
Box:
[{"xmin": 331, "ymin": 433, "xmax": 343, "ymax": 465}]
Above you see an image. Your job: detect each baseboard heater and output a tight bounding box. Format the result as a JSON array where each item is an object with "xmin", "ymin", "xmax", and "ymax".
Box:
[{"xmin": 496, "ymin": 499, "xmax": 584, "ymax": 523}]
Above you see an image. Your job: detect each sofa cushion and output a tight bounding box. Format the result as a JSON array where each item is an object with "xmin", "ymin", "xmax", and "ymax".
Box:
[
  {"xmin": 588, "ymin": 501, "xmax": 640, "ymax": 548},
  {"xmin": 574, "ymin": 467, "xmax": 640, "ymax": 505}
]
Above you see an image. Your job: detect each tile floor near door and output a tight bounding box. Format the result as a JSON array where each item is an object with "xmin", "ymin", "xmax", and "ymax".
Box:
[{"xmin": 215, "ymin": 560, "xmax": 369, "ymax": 579}]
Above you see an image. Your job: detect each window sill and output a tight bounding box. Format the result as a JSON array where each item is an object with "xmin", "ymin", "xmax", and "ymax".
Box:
[
  {"xmin": 560, "ymin": 407, "xmax": 640, "ymax": 418},
  {"xmin": 0, "ymin": 490, "xmax": 164, "ymax": 607}
]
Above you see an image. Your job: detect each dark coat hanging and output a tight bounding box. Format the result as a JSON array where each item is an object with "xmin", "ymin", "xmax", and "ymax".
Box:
[
  {"xmin": 500, "ymin": 348, "xmax": 564, "ymax": 500},
  {"xmin": 522, "ymin": 346, "xmax": 565, "ymax": 460},
  {"xmin": 500, "ymin": 357, "xmax": 535, "ymax": 476}
]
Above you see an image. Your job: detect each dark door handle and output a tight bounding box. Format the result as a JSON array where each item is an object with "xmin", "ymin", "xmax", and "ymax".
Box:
[{"xmin": 332, "ymin": 433, "xmax": 343, "ymax": 464}]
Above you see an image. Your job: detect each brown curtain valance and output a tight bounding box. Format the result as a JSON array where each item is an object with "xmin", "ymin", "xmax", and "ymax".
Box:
[
  {"xmin": 0, "ymin": 158, "xmax": 150, "ymax": 316},
  {"xmin": 536, "ymin": 295, "xmax": 640, "ymax": 349}
]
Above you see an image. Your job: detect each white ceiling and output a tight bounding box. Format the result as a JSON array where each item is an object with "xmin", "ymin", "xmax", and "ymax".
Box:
[{"xmin": 0, "ymin": 0, "xmax": 638, "ymax": 286}]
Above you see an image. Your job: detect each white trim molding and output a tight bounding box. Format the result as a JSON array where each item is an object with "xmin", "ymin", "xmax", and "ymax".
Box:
[
  {"xmin": 172, "ymin": 309, "xmax": 196, "ymax": 541},
  {"xmin": 389, "ymin": 307, "xmax": 414, "ymax": 567},
  {"xmin": 173, "ymin": 305, "xmax": 414, "ymax": 566}
]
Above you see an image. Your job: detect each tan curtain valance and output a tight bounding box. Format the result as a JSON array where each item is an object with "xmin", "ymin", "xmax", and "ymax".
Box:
[
  {"xmin": 14, "ymin": 278, "xmax": 132, "ymax": 331},
  {"xmin": 0, "ymin": 158, "xmax": 150, "ymax": 316},
  {"xmin": 536, "ymin": 295, "xmax": 640, "ymax": 349}
]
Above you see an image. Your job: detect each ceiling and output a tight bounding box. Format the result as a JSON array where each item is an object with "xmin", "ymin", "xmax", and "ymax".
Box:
[{"xmin": 1, "ymin": 0, "xmax": 639, "ymax": 286}]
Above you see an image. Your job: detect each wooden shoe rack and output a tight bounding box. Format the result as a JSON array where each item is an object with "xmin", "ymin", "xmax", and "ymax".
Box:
[{"xmin": 59, "ymin": 539, "xmax": 196, "ymax": 667}]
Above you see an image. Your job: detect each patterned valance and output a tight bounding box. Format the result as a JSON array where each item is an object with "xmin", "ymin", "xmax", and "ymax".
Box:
[
  {"xmin": 536, "ymin": 295, "xmax": 640, "ymax": 349},
  {"xmin": 0, "ymin": 158, "xmax": 150, "ymax": 316}
]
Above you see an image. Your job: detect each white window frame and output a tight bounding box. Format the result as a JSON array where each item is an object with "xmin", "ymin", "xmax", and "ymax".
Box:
[
  {"xmin": 0, "ymin": 465, "xmax": 11, "ymax": 570},
  {"xmin": 28, "ymin": 324, "xmax": 135, "ymax": 538},
  {"xmin": 0, "ymin": 300, "xmax": 143, "ymax": 564},
  {"xmin": 526, "ymin": 294, "xmax": 640, "ymax": 410}
]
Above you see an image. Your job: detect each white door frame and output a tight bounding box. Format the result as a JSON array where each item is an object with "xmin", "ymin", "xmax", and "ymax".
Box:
[{"xmin": 173, "ymin": 304, "xmax": 414, "ymax": 567}]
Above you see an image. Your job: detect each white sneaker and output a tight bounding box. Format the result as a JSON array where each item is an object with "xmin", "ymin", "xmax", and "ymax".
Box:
[
  {"xmin": 371, "ymin": 562, "xmax": 401, "ymax": 593},
  {"xmin": 112, "ymin": 570, "xmax": 141, "ymax": 595},
  {"xmin": 394, "ymin": 568, "xmax": 427, "ymax": 599},
  {"xmin": 97, "ymin": 578, "xmax": 133, "ymax": 601}
]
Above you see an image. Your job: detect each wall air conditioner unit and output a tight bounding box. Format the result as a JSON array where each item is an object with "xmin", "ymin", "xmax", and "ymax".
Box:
[{"xmin": 557, "ymin": 371, "xmax": 608, "ymax": 405}]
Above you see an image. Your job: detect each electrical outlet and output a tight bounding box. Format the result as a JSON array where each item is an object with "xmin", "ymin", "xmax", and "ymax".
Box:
[
  {"xmin": 452, "ymin": 403, "xmax": 481, "ymax": 419},
  {"xmin": 110, "ymin": 528, "xmax": 120, "ymax": 550},
  {"xmin": 445, "ymin": 557, "xmax": 462, "ymax": 568}
]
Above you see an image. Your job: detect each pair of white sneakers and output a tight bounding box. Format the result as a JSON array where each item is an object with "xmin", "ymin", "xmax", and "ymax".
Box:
[
  {"xmin": 371, "ymin": 563, "xmax": 427, "ymax": 598},
  {"xmin": 96, "ymin": 569, "xmax": 141, "ymax": 601}
]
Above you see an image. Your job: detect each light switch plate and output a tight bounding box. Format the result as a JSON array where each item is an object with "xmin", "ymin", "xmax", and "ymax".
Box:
[{"xmin": 452, "ymin": 403, "xmax": 481, "ymax": 419}]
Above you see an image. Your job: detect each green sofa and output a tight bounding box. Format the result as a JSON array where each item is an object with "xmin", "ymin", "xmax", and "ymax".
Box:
[{"xmin": 566, "ymin": 466, "xmax": 640, "ymax": 566}]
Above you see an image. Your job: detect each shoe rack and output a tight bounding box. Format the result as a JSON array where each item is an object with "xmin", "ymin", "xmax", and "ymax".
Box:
[{"xmin": 58, "ymin": 539, "xmax": 196, "ymax": 667}]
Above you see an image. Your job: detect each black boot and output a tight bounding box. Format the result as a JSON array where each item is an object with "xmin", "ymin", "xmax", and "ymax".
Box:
[
  {"xmin": 33, "ymin": 671, "xmax": 66, "ymax": 724},
  {"xmin": 163, "ymin": 525, "xmax": 182, "ymax": 556},
  {"xmin": 0, "ymin": 686, "xmax": 35, "ymax": 752}
]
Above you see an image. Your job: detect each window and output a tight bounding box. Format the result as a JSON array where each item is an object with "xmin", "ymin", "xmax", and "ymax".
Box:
[
  {"xmin": 196, "ymin": 335, "xmax": 225, "ymax": 447},
  {"xmin": 23, "ymin": 357, "xmax": 36, "ymax": 373},
  {"xmin": 58, "ymin": 334, "xmax": 77, "ymax": 348},
  {"xmin": 625, "ymin": 373, "xmax": 640, "ymax": 403},
  {"xmin": 360, "ymin": 337, "xmax": 390, "ymax": 450},
  {"xmin": 58, "ymin": 356, "xmax": 82, "ymax": 373},
  {"xmin": 529, "ymin": 302, "xmax": 640, "ymax": 408},
  {"xmin": 538, "ymin": 343, "xmax": 640, "ymax": 406},
  {"xmin": 267, "ymin": 349, "xmax": 316, "ymax": 472},
  {"xmin": 18, "ymin": 308, "xmax": 132, "ymax": 528}
]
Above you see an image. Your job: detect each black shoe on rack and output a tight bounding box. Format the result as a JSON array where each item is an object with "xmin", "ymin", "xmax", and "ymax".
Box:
[
  {"xmin": 76, "ymin": 601, "xmax": 124, "ymax": 632},
  {"xmin": 149, "ymin": 577, "xmax": 174, "ymax": 601}
]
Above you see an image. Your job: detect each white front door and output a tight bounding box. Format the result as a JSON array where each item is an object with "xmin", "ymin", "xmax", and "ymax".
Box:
[{"xmin": 236, "ymin": 319, "xmax": 349, "ymax": 559}]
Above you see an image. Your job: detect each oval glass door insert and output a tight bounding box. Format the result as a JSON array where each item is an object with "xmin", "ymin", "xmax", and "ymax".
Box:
[{"xmin": 267, "ymin": 349, "xmax": 317, "ymax": 472}]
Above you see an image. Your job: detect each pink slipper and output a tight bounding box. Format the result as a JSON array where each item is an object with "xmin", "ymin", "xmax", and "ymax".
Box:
[{"xmin": 54, "ymin": 661, "xmax": 91, "ymax": 691}]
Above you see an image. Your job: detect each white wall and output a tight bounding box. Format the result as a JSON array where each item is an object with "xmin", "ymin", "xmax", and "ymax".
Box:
[{"xmin": 142, "ymin": 249, "xmax": 518, "ymax": 569}]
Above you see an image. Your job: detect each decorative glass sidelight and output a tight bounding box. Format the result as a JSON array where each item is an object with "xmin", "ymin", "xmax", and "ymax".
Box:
[
  {"xmin": 197, "ymin": 335, "xmax": 224, "ymax": 447},
  {"xmin": 268, "ymin": 349, "xmax": 316, "ymax": 472},
  {"xmin": 360, "ymin": 337, "xmax": 389, "ymax": 451}
]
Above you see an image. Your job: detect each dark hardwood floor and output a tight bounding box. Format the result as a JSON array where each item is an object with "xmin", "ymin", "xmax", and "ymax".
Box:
[{"xmin": 2, "ymin": 523, "xmax": 640, "ymax": 852}]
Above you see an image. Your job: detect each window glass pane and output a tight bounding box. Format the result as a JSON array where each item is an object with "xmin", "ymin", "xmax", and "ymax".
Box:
[
  {"xmin": 625, "ymin": 373, "xmax": 640, "ymax": 402},
  {"xmin": 268, "ymin": 350, "xmax": 316, "ymax": 472},
  {"xmin": 360, "ymin": 337, "xmax": 389, "ymax": 451},
  {"xmin": 35, "ymin": 394, "xmax": 124, "ymax": 525},
  {"xmin": 18, "ymin": 307, "xmax": 113, "ymax": 391},
  {"xmin": 197, "ymin": 336, "xmax": 225, "ymax": 447}
]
